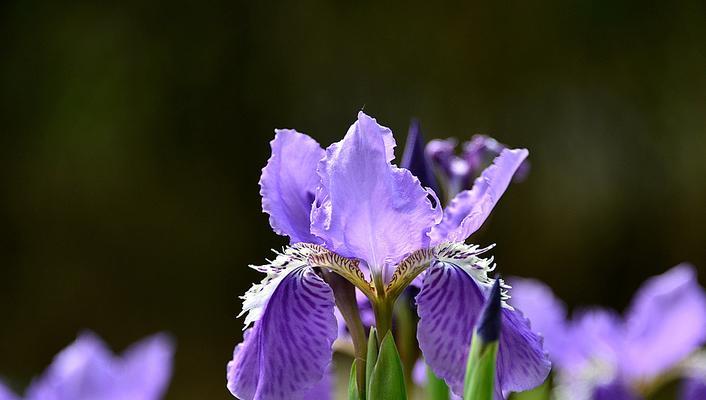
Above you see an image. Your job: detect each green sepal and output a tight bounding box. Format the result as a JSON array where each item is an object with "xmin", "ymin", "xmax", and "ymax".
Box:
[
  {"xmin": 463, "ymin": 332, "xmax": 498, "ymax": 400},
  {"xmin": 349, "ymin": 360, "xmax": 360, "ymax": 400},
  {"xmin": 365, "ymin": 327, "xmax": 378, "ymax": 399},
  {"xmin": 426, "ymin": 364, "xmax": 450, "ymax": 400},
  {"xmin": 368, "ymin": 333, "xmax": 407, "ymax": 400}
]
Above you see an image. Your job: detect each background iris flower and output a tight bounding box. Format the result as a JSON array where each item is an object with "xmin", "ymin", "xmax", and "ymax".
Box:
[
  {"xmin": 227, "ymin": 111, "xmax": 550, "ymax": 400},
  {"xmin": 511, "ymin": 264, "xmax": 706, "ymax": 400},
  {"xmin": 0, "ymin": 332, "xmax": 173, "ymax": 400}
]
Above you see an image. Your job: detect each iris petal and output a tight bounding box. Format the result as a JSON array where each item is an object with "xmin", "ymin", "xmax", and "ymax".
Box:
[
  {"xmin": 21, "ymin": 332, "xmax": 172, "ymax": 400},
  {"xmin": 681, "ymin": 378, "xmax": 706, "ymax": 400},
  {"xmin": 510, "ymin": 278, "xmax": 587, "ymax": 369},
  {"xmin": 25, "ymin": 332, "xmax": 116, "ymax": 400},
  {"xmin": 622, "ymin": 264, "xmax": 706, "ymax": 380},
  {"xmin": 416, "ymin": 262, "xmax": 550, "ymax": 397},
  {"xmin": 593, "ymin": 381, "xmax": 642, "ymax": 400},
  {"xmin": 260, "ymin": 129, "xmax": 325, "ymax": 244},
  {"xmin": 311, "ymin": 112, "xmax": 441, "ymax": 278},
  {"xmin": 227, "ymin": 268, "xmax": 337, "ymax": 400},
  {"xmin": 119, "ymin": 334, "xmax": 174, "ymax": 400},
  {"xmin": 431, "ymin": 148, "xmax": 528, "ymax": 244},
  {"xmin": 0, "ymin": 382, "xmax": 18, "ymax": 400},
  {"xmin": 496, "ymin": 307, "xmax": 552, "ymax": 392},
  {"xmin": 303, "ymin": 369, "xmax": 332, "ymax": 400}
]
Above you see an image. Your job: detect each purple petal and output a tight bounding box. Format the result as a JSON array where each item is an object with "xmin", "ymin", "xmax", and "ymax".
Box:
[
  {"xmin": 303, "ymin": 369, "xmax": 332, "ymax": 400},
  {"xmin": 463, "ymin": 135, "xmax": 530, "ymax": 183},
  {"xmin": 416, "ymin": 262, "xmax": 550, "ymax": 396},
  {"xmin": 118, "ymin": 333, "xmax": 174, "ymax": 400},
  {"xmin": 621, "ymin": 264, "xmax": 706, "ymax": 380},
  {"xmin": 509, "ymin": 278, "xmax": 583, "ymax": 369},
  {"xmin": 0, "ymin": 382, "xmax": 18, "ymax": 400},
  {"xmin": 416, "ymin": 263, "xmax": 484, "ymax": 395},
  {"xmin": 24, "ymin": 332, "xmax": 173, "ymax": 400},
  {"xmin": 311, "ymin": 112, "xmax": 441, "ymax": 277},
  {"xmin": 496, "ymin": 308, "xmax": 552, "ymax": 393},
  {"xmin": 227, "ymin": 268, "xmax": 337, "ymax": 400},
  {"xmin": 430, "ymin": 148, "xmax": 528, "ymax": 244},
  {"xmin": 593, "ymin": 380, "xmax": 643, "ymax": 400},
  {"xmin": 401, "ymin": 119, "xmax": 440, "ymax": 196},
  {"xmin": 572, "ymin": 308, "xmax": 624, "ymax": 368},
  {"xmin": 426, "ymin": 138, "xmax": 458, "ymax": 178},
  {"xmin": 681, "ymin": 378, "xmax": 706, "ymax": 400},
  {"xmin": 25, "ymin": 332, "xmax": 117, "ymax": 400},
  {"xmin": 260, "ymin": 129, "xmax": 325, "ymax": 243}
]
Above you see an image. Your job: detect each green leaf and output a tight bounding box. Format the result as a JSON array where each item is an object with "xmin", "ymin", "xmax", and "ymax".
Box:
[
  {"xmin": 426, "ymin": 364, "xmax": 450, "ymax": 400},
  {"xmin": 368, "ymin": 333, "xmax": 407, "ymax": 400},
  {"xmin": 365, "ymin": 327, "xmax": 378, "ymax": 400},
  {"xmin": 349, "ymin": 361, "xmax": 360, "ymax": 400},
  {"xmin": 508, "ymin": 380, "xmax": 551, "ymax": 400},
  {"xmin": 463, "ymin": 332, "xmax": 498, "ymax": 400}
]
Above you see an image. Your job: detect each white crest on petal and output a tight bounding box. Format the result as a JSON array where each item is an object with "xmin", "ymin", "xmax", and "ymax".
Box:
[
  {"xmin": 239, "ymin": 244, "xmax": 326, "ymax": 329},
  {"xmin": 433, "ymin": 242, "xmax": 513, "ymax": 310}
]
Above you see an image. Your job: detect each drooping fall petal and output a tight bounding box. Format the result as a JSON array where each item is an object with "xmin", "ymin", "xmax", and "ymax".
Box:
[
  {"xmin": 416, "ymin": 262, "xmax": 549, "ymax": 397},
  {"xmin": 227, "ymin": 268, "xmax": 337, "ymax": 400}
]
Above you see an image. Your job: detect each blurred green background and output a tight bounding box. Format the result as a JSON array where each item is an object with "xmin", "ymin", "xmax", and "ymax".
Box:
[{"xmin": 1, "ymin": 1, "xmax": 705, "ymax": 399}]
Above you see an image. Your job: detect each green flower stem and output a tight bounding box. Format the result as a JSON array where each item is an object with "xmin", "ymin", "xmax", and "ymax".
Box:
[
  {"xmin": 372, "ymin": 298, "xmax": 394, "ymax": 346},
  {"xmin": 322, "ymin": 270, "xmax": 368, "ymax": 397},
  {"xmin": 393, "ymin": 292, "xmax": 418, "ymax": 393}
]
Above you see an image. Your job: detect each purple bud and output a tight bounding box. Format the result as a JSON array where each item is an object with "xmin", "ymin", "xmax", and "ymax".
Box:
[
  {"xmin": 476, "ymin": 279, "xmax": 502, "ymax": 343},
  {"xmin": 401, "ymin": 119, "xmax": 441, "ymax": 196}
]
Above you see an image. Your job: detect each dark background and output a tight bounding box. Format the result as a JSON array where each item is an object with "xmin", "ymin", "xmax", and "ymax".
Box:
[{"xmin": 1, "ymin": 1, "xmax": 705, "ymax": 399}]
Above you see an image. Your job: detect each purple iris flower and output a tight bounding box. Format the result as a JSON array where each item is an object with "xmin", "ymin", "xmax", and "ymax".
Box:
[
  {"xmin": 227, "ymin": 112, "xmax": 549, "ymax": 400},
  {"xmin": 510, "ymin": 264, "xmax": 706, "ymax": 400},
  {"xmin": 0, "ymin": 332, "xmax": 173, "ymax": 400},
  {"xmin": 426, "ymin": 134, "xmax": 530, "ymax": 201}
]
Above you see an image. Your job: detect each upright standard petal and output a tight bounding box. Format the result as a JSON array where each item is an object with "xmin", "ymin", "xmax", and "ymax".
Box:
[
  {"xmin": 227, "ymin": 268, "xmax": 337, "ymax": 400},
  {"xmin": 416, "ymin": 262, "xmax": 549, "ymax": 396},
  {"xmin": 622, "ymin": 264, "xmax": 706, "ymax": 380},
  {"xmin": 118, "ymin": 334, "xmax": 174, "ymax": 400},
  {"xmin": 430, "ymin": 148, "xmax": 528, "ymax": 244},
  {"xmin": 311, "ymin": 112, "xmax": 440, "ymax": 277},
  {"xmin": 260, "ymin": 129, "xmax": 325, "ymax": 243}
]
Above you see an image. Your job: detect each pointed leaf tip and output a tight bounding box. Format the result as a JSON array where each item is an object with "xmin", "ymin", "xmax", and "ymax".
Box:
[
  {"xmin": 368, "ymin": 333, "xmax": 407, "ymax": 400},
  {"xmin": 365, "ymin": 327, "xmax": 378, "ymax": 400},
  {"xmin": 349, "ymin": 361, "xmax": 360, "ymax": 400}
]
